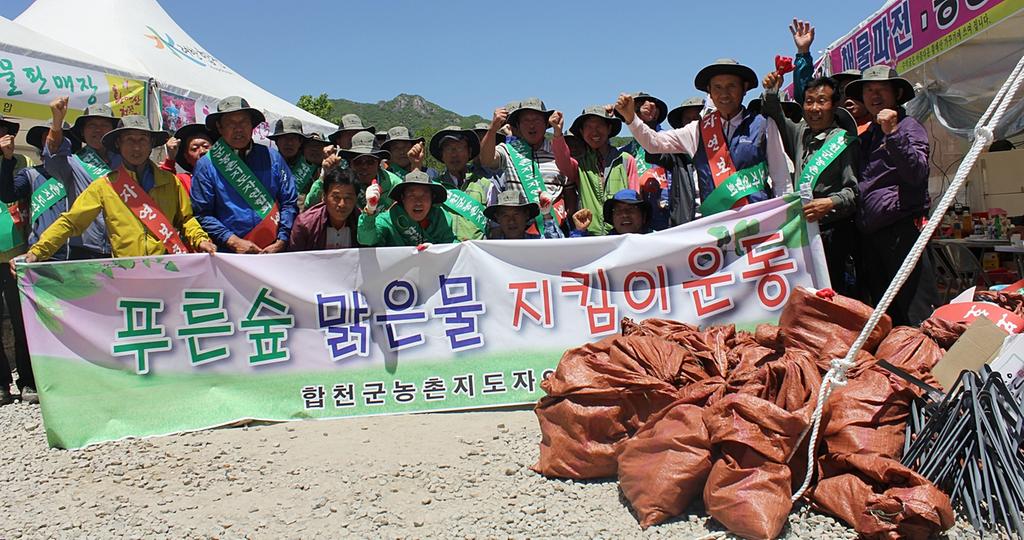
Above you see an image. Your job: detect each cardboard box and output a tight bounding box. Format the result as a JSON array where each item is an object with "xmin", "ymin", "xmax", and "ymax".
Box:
[{"xmin": 932, "ymin": 317, "xmax": 1009, "ymax": 390}]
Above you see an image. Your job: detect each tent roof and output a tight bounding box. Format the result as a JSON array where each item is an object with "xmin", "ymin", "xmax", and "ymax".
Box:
[
  {"xmin": 14, "ymin": 0, "xmax": 335, "ymax": 133},
  {"xmin": 0, "ymin": 16, "xmax": 142, "ymax": 78}
]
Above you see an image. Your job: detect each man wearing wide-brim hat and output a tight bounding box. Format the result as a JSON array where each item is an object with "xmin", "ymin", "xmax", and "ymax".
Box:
[
  {"xmin": 0, "ymin": 115, "xmax": 37, "ymax": 405},
  {"xmin": 484, "ymin": 189, "xmax": 563, "ymax": 240},
  {"xmin": 381, "ymin": 126, "xmax": 429, "ymax": 179},
  {"xmin": 3, "ymin": 122, "xmax": 81, "ymax": 263},
  {"xmin": 614, "ymin": 91, "xmax": 679, "ymax": 231},
  {"xmin": 667, "ymin": 97, "xmax": 705, "ymax": 130},
  {"xmin": 844, "ymin": 64, "xmax": 938, "ymax": 326},
  {"xmin": 763, "ymin": 71, "xmax": 861, "ymax": 296},
  {"xmin": 305, "ymin": 130, "xmax": 402, "ymax": 210},
  {"xmin": 617, "ymin": 58, "xmax": 790, "ymax": 219},
  {"xmin": 478, "ymin": 97, "xmax": 572, "ymax": 231},
  {"xmin": 23, "ymin": 115, "xmax": 214, "ymax": 264},
  {"xmin": 427, "ymin": 126, "xmax": 491, "ymax": 241},
  {"xmin": 190, "ymin": 95, "xmax": 299, "ymax": 254},
  {"xmin": 159, "ymin": 123, "xmax": 214, "ymax": 194},
  {"xmin": 551, "ymin": 106, "xmax": 637, "ymax": 236},
  {"xmin": 268, "ymin": 116, "xmax": 319, "ymax": 197},
  {"xmin": 328, "ymin": 114, "xmax": 375, "ymax": 150},
  {"xmin": 40, "ymin": 97, "xmax": 116, "ymax": 258},
  {"xmin": 357, "ymin": 169, "xmax": 455, "ymax": 247}
]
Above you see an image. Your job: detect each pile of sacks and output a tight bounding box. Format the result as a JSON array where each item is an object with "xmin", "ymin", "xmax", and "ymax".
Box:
[{"xmin": 532, "ymin": 287, "xmax": 956, "ymax": 540}]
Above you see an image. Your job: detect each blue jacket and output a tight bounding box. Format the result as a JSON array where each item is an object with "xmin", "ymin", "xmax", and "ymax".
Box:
[
  {"xmin": 41, "ymin": 138, "xmax": 114, "ymax": 255},
  {"xmin": 692, "ymin": 110, "xmax": 771, "ymax": 205},
  {"xmin": 190, "ymin": 142, "xmax": 298, "ymax": 246},
  {"xmin": 0, "ymin": 163, "xmax": 71, "ymax": 260}
]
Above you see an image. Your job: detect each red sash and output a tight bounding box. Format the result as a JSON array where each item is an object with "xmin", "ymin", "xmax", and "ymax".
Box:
[
  {"xmin": 244, "ymin": 203, "xmax": 281, "ymax": 248},
  {"xmin": 109, "ymin": 165, "xmax": 191, "ymax": 254},
  {"xmin": 699, "ymin": 111, "xmax": 747, "ymax": 209}
]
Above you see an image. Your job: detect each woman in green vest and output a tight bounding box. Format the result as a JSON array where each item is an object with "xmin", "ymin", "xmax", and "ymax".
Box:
[
  {"xmin": 358, "ymin": 170, "xmax": 455, "ymax": 247},
  {"xmin": 553, "ymin": 107, "xmax": 639, "ymax": 236}
]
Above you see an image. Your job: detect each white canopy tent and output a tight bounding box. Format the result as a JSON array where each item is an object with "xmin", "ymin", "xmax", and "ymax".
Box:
[{"xmin": 13, "ymin": 0, "xmax": 335, "ymax": 137}]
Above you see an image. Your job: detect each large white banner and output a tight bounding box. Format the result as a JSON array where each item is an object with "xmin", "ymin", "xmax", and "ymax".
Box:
[{"xmin": 18, "ymin": 195, "xmax": 826, "ymax": 448}]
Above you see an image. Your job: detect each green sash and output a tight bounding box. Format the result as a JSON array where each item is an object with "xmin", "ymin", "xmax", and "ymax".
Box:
[
  {"xmin": 798, "ymin": 130, "xmax": 853, "ymax": 190},
  {"xmin": 698, "ymin": 162, "xmax": 767, "ymax": 216},
  {"xmin": 30, "ymin": 178, "xmax": 67, "ymax": 224},
  {"xmin": 631, "ymin": 143, "xmax": 651, "ymax": 175},
  {"xmin": 208, "ymin": 139, "xmax": 274, "ymax": 218},
  {"xmin": 505, "ymin": 139, "xmax": 546, "ymax": 230},
  {"xmin": 74, "ymin": 146, "xmax": 111, "ymax": 180},
  {"xmin": 290, "ymin": 158, "xmax": 317, "ymax": 194},
  {"xmin": 441, "ymin": 174, "xmax": 488, "ymax": 235}
]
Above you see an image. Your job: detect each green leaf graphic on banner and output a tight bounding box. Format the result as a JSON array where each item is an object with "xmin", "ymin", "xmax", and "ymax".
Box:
[
  {"xmin": 733, "ymin": 219, "xmax": 761, "ymax": 256},
  {"xmin": 26, "ymin": 262, "xmax": 106, "ymax": 333},
  {"xmin": 164, "ymin": 261, "xmax": 179, "ymax": 272},
  {"xmin": 780, "ymin": 194, "xmax": 810, "ymax": 248},
  {"xmin": 114, "ymin": 260, "xmax": 135, "ymax": 270}
]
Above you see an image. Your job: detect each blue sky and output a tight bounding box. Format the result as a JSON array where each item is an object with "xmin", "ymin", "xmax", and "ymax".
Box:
[{"xmin": 2, "ymin": 1, "xmax": 879, "ymax": 121}]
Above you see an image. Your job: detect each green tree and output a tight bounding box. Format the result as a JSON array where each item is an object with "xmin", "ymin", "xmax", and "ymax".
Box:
[{"xmin": 296, "ymin": 93, "xmax": 338, "ymax": 124}]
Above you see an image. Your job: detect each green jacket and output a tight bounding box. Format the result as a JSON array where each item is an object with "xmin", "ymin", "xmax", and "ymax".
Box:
[
  {"xmin": 438, "ymin": 170, "xmax": 491, "ymax": 242},
  {"xmin": 577, "ymin": 147, "xmax": 633, "ymax": 236},
  {"xmin": 357, "ymin": 204, "xmax": 455, "ymax": 247}
]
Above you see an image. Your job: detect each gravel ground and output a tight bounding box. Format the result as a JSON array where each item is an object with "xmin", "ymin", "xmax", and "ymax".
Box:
[{"xmin": 0, "ymin": 389, "xmax": 984, "ymax": 539}]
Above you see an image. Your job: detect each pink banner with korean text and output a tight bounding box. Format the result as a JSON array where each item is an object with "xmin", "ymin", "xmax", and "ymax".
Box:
[{"xmin": 827, "ymin": 0, "xmax": 1024, "ymax": 75}]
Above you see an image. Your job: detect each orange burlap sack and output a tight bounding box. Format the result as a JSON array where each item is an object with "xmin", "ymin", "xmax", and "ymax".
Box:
[
  {"xmin": 702, "ymin": 349, "xmax": 822, "ymax": 540},
  {"xmin": 533, "ymin": 335, "xmax": 701, "ymax": 479},
  {"xmin": 812, "ymin": 453, "xmax": 954, "ymax": 540},
  {"xmin": 874, "ymin": 326, "xmax": 945, "ymax": 394},
  {"xmin": 779, "ymin": 287, "xmax": 892, "ymax": 357},
  {"xmin": 920, "ymin": 315, "xmax": 966, "ymax": 349},
  {"xmin": 616, "ymin": 379, "xmax": 723, "ymax": 529}
]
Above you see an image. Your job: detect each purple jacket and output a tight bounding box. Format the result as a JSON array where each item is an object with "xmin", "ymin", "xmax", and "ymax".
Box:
[
  {"xmin": 287, "ymin": 202, "xmax": 360, "ymax": 251},
  {"xmin": 856, "ymin": 110, "xmax": 930, "ymax": 233}
]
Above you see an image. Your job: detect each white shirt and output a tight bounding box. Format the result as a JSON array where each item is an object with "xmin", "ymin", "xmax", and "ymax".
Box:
[
  {"xmin": 627, "ymin": 109, "xmax": 793, "ymax": 198},
  {"xmin": 325, "ymin": 226, "xmax": 353, "ymax": 250}
]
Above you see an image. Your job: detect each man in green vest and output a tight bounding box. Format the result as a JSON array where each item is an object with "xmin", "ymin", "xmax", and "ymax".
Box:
[
  {"xmin": 425, "ymin": 126, "xmax": 490, "ymax": 241},
  {"xmin": 762, "ymin": 71, "xmax": 860, "ymax": 294},
  {"xmin": 381, "ymin": 126, "xmax": 430, "ymax": 179},
  {"xmin": 0, "ymin": 115, "xmax": 35, "ymax": 405},
  {"xmin": 553, "ymin": 106, "xmax": 638, "ymax": 235},
  {"xmin": 41, "ymin": 97, "xmax": 115, "ymax": 258},
  {"xmin": 358, "ymin": 170, "xmax": 455, "ymax": 247},
  {"xmin": 269, "ymin": 117, "xmax": 319, "ymax": 198}
]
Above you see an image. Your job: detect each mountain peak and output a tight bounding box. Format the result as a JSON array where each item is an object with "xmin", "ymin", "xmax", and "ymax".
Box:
[{"xmin": 328, "ymin": 94, "xmax": 485, "ymax": 134}]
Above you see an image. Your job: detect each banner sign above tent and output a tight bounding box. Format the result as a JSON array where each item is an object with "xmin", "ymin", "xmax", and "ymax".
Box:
[
  {"xmin": 0, "ymin": 50, "xmax": 148, "ymax": 122},
  {"xmin": 18, "ymin": 195, "xmax": 825, "ymax": 449},
  {"xmin": 827, "ymin": 0, "xmax": 1024, "ymax": 75}
]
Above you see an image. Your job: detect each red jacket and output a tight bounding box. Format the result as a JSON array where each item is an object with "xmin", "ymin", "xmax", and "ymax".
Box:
[{"xmin": 288, "ymin": 202, "xmax": 360, "ymax": 251}]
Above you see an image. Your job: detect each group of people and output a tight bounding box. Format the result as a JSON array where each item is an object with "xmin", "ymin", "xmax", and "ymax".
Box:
[{"xmin": 0, "ymin": 19, "xmax": 938, "ymax": 405}]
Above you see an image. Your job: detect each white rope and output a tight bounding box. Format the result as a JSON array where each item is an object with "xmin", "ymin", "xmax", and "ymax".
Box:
[{"xmin": 791, "ymin": 52, "xmax": 1024, "ymax": 502}]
